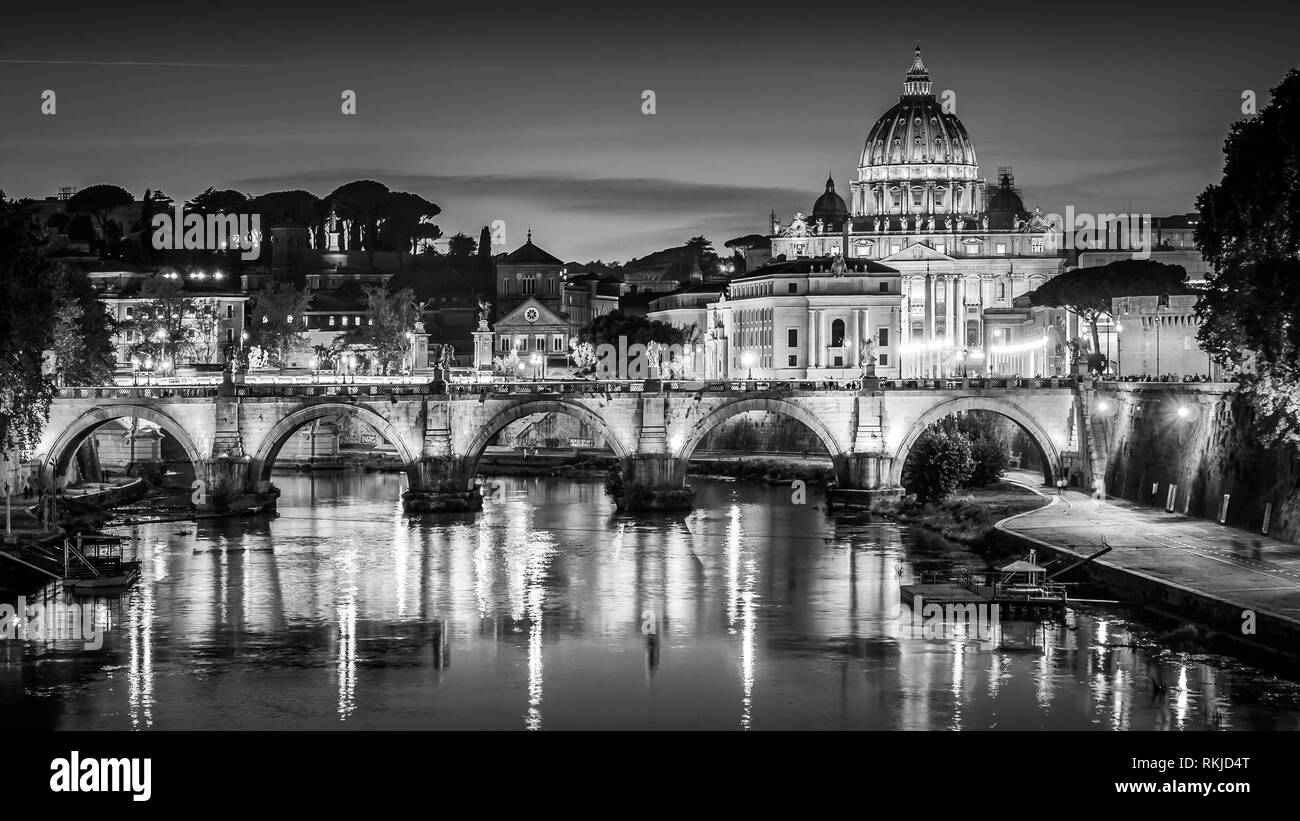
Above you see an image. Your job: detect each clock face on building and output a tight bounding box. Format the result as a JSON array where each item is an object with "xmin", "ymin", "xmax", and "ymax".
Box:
[{"xmin": 524, "ymin": 307, "xmax": 540, "ymax": 323}]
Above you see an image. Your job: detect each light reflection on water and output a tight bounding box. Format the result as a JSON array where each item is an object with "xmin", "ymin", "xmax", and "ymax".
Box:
[{"xmin": 3, "ymin": 472, "xmax": 1300, "ymax": 731}]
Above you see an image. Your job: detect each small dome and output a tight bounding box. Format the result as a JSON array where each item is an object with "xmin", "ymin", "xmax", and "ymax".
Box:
[{"xmin": 811, "ymin": 174, "xmax": 848, "ymax": 230}]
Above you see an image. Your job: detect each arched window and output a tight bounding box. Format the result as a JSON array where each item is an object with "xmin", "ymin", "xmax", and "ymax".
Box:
[{"xmin": 831, "ymin": 319, "xmax": 846, "ymax": 347}]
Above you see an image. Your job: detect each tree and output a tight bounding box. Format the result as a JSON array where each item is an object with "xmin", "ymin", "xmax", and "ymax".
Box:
[
  {"xmin": 250, "ymin": 189, "xmax": 325, "ymax": 248},
  {"xmin": 1195, "ymin": 69, "xmax": 1300, "ymax": 442},
  {"xmin": 46, "ymin": 264, "xmax": 117, "ymax": 384},
  {"xmin": 901, "ymin": 428, "xmax": 976, "ymax": 504},
  {"xmin": 65, "ymin": 184, "xmax": 133, "ymax": 240},
  {"xmin": 0, "ymin": 194, "xmax": 58, "ymax": 454},
  {"xmin": 67, "ymin": 213, "xmax": 96, "ymax": 244},
  {"xmin": 937, "ymin": 412, "xmax": 1010, "ymax": 488},
  {"xmin": 246, "ymin": 281, "xmax": 311, "ymax": 367},
  {"xmin": 120, "ymin": 276, "xmax": 199, "ymax": 369},
  {"xmin": 187, "ymin": 187, "xmax": 249, "ymax": 215},
  {"xmin": 447, "ymin": 232, "xmax": 476, "ymax": 257},
  {"xmin": 344, "ymin": 285, "xmax": 421, "ymax": 374},
  {"xmin": 478, "ymin": 225, "xmax": 492, "ymax": 266},
  {"xmin": 327, "ymin": 180, "xmax": 391, "ymax": 270},
  {"xmin": 579, "ymin": 310, "xmax": 687, "ymax": 347},
  {"xmin": 378, "ymin": 191, "xmax": 441, "ymax": 255},
  {"xmin": 1027, "ymin": 259, "xmax": 1191, "ymax": 372}
]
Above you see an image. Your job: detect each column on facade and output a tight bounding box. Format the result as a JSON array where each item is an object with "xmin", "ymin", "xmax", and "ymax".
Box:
[
  {"xmin": 956, "ymin": 277, "xmax": 966, "ymax": 352},
  {"xmin": 810, "ymin": 310, "xmax": 819, "ymax": 370},
  {"xmin": 924, "ymin": 273, "xmax": 935, "ymax": 378},
  {"xmin": 851, "ymin": 309, "xmax": 861, "ymax": 368}
]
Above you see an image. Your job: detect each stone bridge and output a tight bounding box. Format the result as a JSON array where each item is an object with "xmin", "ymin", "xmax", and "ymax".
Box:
[{"xmin": 33, "ymin": 375, "xmax": 1088, "ymax": 512}]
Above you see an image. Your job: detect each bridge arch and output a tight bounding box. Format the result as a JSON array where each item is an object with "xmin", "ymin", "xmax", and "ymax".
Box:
[
  {"xmin": 43, "ymin": 404, "xmax": 204, "ymax": 478},
  {"xmin": 464, "ymin": 398, "xmax": 633, "ymax": 488},
  {"xmin": 250, "ymin": 403, "xmax": 420, "ymax": 485},
  {"xmin": 676, "ymin": 396, "xmax": 847, "ymax": 469},
  {"xmin": 889, "ymin": 396, "xmax": 1062, "ymax": 487}
]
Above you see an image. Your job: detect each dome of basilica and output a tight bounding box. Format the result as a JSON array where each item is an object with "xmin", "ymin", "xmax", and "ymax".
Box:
[
  {"xmin": 860, "ymin": 48, "xmax": 977, "ymax": 169},
  {"xmin": 850, "ymin": 47, "xmax": 985, "ymax": 218}
]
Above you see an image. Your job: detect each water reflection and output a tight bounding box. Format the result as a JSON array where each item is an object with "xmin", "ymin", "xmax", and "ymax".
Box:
[{"xmin": 2, "ymin": 472, "xmax": 1299, "ymax": 730}]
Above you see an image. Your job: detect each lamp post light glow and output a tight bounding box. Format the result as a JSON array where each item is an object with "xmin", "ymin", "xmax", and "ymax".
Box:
[
  {"xmin": 741, "ymin": 350, "xmax": 756, "ymax": 380},
  {"xmin": 1176, "ymin": 405, "xmax": 1191, "ymax": 420}
]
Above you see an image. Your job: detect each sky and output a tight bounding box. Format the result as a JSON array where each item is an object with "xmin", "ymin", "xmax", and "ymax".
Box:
[{"xmin": 1, "ymin": 1, "xmax": 1297, "ymax": 262}]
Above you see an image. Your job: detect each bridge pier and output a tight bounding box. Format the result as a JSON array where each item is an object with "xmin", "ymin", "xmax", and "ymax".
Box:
[
  {"xmin": 611, "ymin": 453, "xmax": 694, "ymax": 511},
  {"xmin": 403, "ymin": 457, "xmax": 483, "ymax": 513},
  {"xmin": 201, "ymin": 456, "xmax": 278, "ymax": 514},
  {"xmin": 829, "ymin": 453, "xmax": 905, "ymax": 510}
]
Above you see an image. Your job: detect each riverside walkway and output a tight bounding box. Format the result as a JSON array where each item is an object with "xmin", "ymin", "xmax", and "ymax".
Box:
[{"xmin": 998, "ymin": 483, "xmax": 1300, "ymax": 654}]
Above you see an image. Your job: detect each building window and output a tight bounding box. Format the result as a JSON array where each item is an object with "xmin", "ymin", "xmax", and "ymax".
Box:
[
  {"xmin": 967, "ymin": 320, "xmax": 980, "ymax": 347},
  {"xmin": 995, "ymin": 243, "xmax": 1007, "ymax": 254},
  {"xmin": 226, "ymin": 329, "xmax": 234, "ymax": 342},
  {"xmin": 329, "ymin": 316, "xmax": 336, "ymax": 326},
  {"xmin": 1031, "ymin": 238, "xmax": 1044, "ymax": 253},
  {"xmin": 934, "ymin": 243, "xmax": 946, "ymax": 255},
  {"xmin": 831, "ymin": 319, "xmax": 845, "ymax": 347},
  {"xmin": 997, "ymin": 282, "xmax": 1006, "ymax": 300},
  {"xmin": 535, "ymin": 335, "xmax": 545, "ymax": 351},
  {"xmin": 226, "ymin": 305, "xmax": 234, "ymax": 319},
  {"xmin": 125, "ymin": 306, "xmax": 133, "ymax": 317},
  {"xmin": 788, "ymin": 355, "xmax": 797, "ymax": 366},
  {"xmin": 787, "ymin": 328, "xmax": 798, "ymax": 347},
  {"xmin": 879, "ymin": 353, "xmax": 888, "ymax": 366},
  {"xmin": 552, "ymin": 335, "xmax": 564, "ymax": 352},
  {"xmin": 368, "ymin": 317, "xmax": 373, "ymax": 326},
  {"xmin": 877, "ymin": 328, "xmax": 889, "ymax": 348},
  {"xmin": 788, "ymin": 283, "xmax": 797, "ymax": 293},
  {"xmin": 879, "ymin": 281, "xmax": 888, "ymax": 293}
]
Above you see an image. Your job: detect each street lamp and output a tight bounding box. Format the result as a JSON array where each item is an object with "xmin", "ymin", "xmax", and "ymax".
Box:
[
  {"xmin": 741, "ymin": 350, "xmax": 756, "ymax": 380},
  {"xmin": 530, "ymin": 352, "xmax": 542, "ymax": 380}
]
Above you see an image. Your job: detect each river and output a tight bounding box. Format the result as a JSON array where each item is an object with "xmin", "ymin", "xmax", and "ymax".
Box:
[{"xmin": 4, "ymin": 473, "xmax": 1300, "ymax": 730}]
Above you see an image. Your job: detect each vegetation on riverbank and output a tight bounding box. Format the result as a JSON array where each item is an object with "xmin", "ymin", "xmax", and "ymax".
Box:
[
  {"xmin": 875, "ymin": 481, "xmax": 1047, "ymax": 555},
  {"xmin": 686, "ymin": 456, "xmax": 833, "ymax": 484}
]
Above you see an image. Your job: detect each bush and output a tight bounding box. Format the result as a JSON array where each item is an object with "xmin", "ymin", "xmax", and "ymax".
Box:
[{"xmin": 901, "ymin": 429, "xmax": 975, "ymax": 504}]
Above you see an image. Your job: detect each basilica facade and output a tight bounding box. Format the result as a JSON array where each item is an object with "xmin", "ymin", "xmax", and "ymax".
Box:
[{"xmin": 685, "ymin": 48, "xmax": 1072, "ymax": 381}]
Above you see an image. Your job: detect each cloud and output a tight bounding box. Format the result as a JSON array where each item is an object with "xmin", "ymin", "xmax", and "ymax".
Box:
[{"xmin": 228, "ymin": 170, "xmax": 812, "ymax": 219}]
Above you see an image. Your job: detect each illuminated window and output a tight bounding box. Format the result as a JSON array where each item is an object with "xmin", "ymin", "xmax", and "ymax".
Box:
[
  {"xmin": 995, "ymin": 243, "xmax": 1007, "ymax": 254},
  {"xmin": 341, "ymin": 316, "xmax": 348, "ymax": 327},
  {"xmin": 1031, "ymin": 238, "xmax": 1044, "ymax": 253},
  {"xmin": 329, "ymin": 316, "xmax": 335, "ymax": 326}
]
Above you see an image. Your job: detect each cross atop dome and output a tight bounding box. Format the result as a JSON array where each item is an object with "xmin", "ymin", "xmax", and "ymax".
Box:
[{"xmin": 903, "ymin": 45, "xmax": 933, "ymax": 97}]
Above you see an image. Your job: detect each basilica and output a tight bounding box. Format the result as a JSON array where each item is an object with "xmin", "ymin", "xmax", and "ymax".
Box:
[{"xmin": 670, "ymin": 47, "xmax": 1073, "ymax": 381}]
